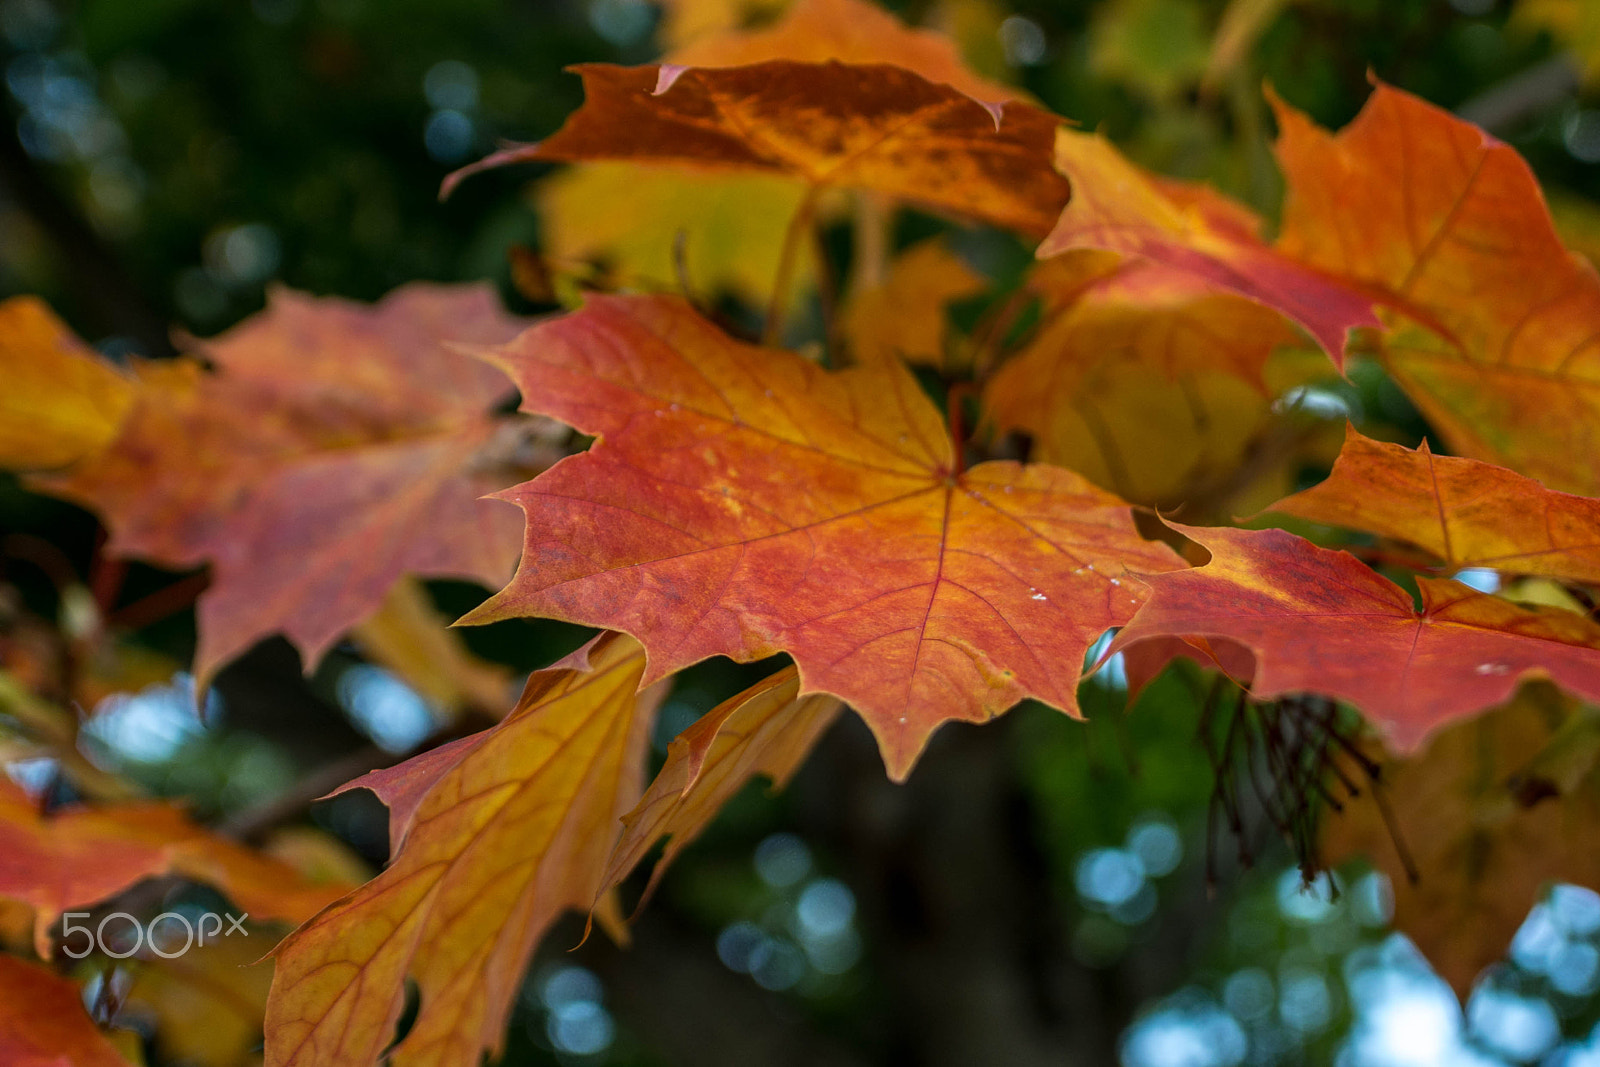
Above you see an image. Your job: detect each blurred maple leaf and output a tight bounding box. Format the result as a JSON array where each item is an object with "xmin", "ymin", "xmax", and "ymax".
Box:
[
  {"xmin": 0, "ymin": 953, "xmax": 136, "ymax": 1067},
  {"xmin": 459, "ymin": 293, "xmax": 1182, "ymax": 779},
  {"xmin": 0, "ymin": 778, "xmax": 348, "ymax": 957},
  {"xmin": 985, "ymin": 252, "xmax": 1318, "ymax": 508},
  {"xmin": 0, "ymin": 297, "xmax": 134, "ymax": 471},
  {"xmin": 1325, "ymin": 682, "xmax": 1600, "ymax": 995},
  {"xmin": 534, "ymin": 162, "xmax": 821, "ymax": 303},
  {"xmin": 120, "ymin": 932, "xmax": 276, "ymax": 1067},
  {"xmin": 841, "ymin": 237, "xmax": 987, "ymax": 369},
  {"xmin": 32, "ymin": 284, "xmax": 536, "ymax": 686}
]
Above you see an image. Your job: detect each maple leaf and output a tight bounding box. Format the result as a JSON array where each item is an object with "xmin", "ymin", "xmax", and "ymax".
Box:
[
  {"xmin": 842, "ymin": 237, "xmax": 987, "ymax": 368},
  {"xmin": 1110, "ymin": 523, "xmax": 1600, "ymax": 751},
  {"xmin": 1271, "ymin": 82, "xmax": 1600, "ymax": 495},
  {"xmin": 263, "ymin": 632, "xmax": 661, "ymax": 1067},
  {"xmin": 0, "ymin": 296, "xmax": 134, "ymax": 471},
  {"xmin": 600, "ymin": 666, "xmax": 842, "ymax": 907},
  {"xmin": 1324, "ymin": 681, "xmax": 1600, "ymax": 995},
  {"xmin": 0, "ymin": 778, "xmax": 346, "ymax": 957},
  {"xmin": 1037, "ymin": 130, "xmax": 1380, "ymax": 364},
  {"xmin": 0, "ymin": 953, "xmax": 135, "ymax": 1067},
  {"xmin": 34, "ymin": 283, "xmax": 532, "ymax": 686},
  {"xmin": 1267, "ymin": 425, "xmax": 1600, "ymax": 585},
  {"xmin": 444, "ymin": 60, "xmax": 1068, "ymax": 239},
  {"xmin": 459, "ymin": 293, "xmax": 1183, "ymax": 780}
]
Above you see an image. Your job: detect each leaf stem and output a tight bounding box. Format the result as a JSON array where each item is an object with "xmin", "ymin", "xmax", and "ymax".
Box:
[
  {"xmin": 947, "ymin": 381, "xmax": 975, "ymax": 478},
  {"xmin": 811, "ymin": 223, "xmax": 839, "ymax": 367},
  {"xmin": 764, "ymin": 185, "xmax": 821, "ymax": 347}
]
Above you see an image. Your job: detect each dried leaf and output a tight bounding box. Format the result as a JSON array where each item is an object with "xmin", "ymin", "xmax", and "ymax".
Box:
[
  {"xmin": 1111, "ymin": 523, "xmax": 1600, "ymax": 751},
  {"xmin": 447, "ymin": 61, "xmax": 1068, "ymax": 238},
  {"xmin": 461, "ymin": 294, "xmax": 1182, "ymax": 779},
  {"xmin": 263, "ymin": 633, "xmax": 660, "ymax": 1067},
  {"xmin": 1267, "ymin": 425, "xmax": 1600, "ymax": 584}
]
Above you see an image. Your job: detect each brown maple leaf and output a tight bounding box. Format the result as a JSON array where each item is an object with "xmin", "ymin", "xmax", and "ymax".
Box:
[{"xmin": 444, "ymin": 60, "xmax": 1068, "ymax": 238}]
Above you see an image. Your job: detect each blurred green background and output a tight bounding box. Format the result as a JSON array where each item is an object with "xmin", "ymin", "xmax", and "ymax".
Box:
[{"xmin": 3, "ymin": 0, "xmax": 1600, "ymax": 1065}]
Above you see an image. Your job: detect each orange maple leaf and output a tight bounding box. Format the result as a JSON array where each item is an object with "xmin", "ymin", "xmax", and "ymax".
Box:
[
  {"xmin": 600, "ymin": 665, "xmax": 842, "ymax": 909},
  {"xmin": 1110, "ymin": 523, "xmax": 1600, "ymax": 751},
  {"xmin": 1272, "ymin": 81, "xmax": 1600, "ymax": 495},
  {"xmin": 0, "ymin": 296, "xmax": 134, "ymax": 471},
  {"xmin": 0, "ymin": 953, "xmax": 134, "ymax": 1067},
  {"xmin": 263, "ymin": 633, "xmax": 661, "ymax": 1067},
  {"xmin": 34, "ymin": 283, "xmax": 532, "ymax": 686},
  {"xmin": 1267, "ymin": 425, "xmax": 1600, "ymax": 584},
  {"xmin": 460, "ymin": 294, "xmax": 1183, "ymax": 779},
  {"xmin": 1037, "ymin": 130, "xmax": 1380, "ymax": 364},
  {"xmin": 0, "ymin": 779, "xmax": 347, "ymax": 957}
]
